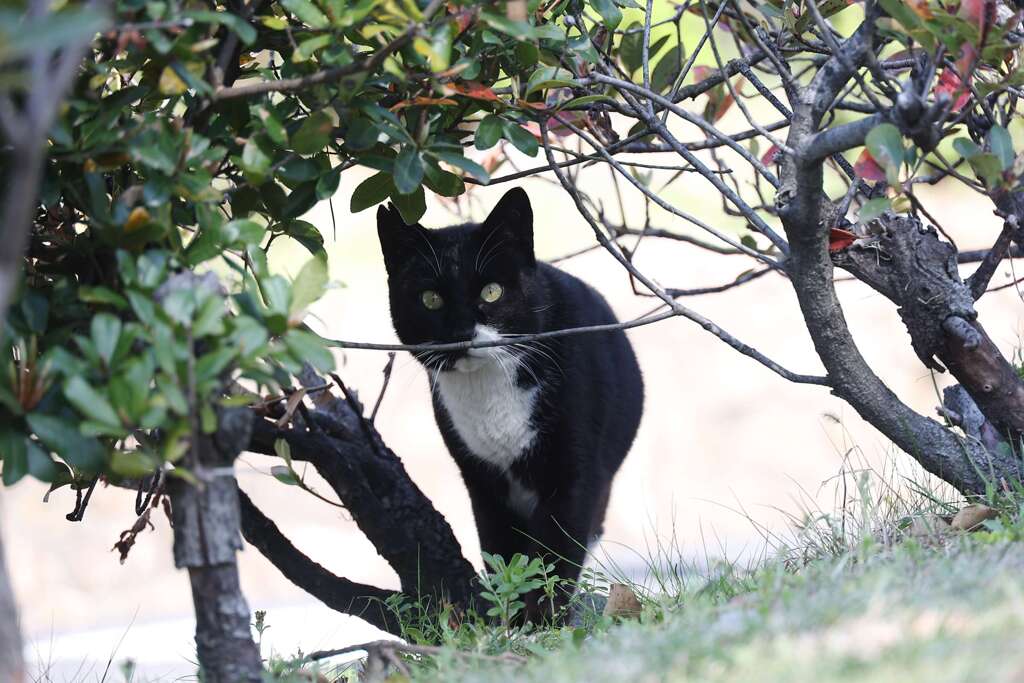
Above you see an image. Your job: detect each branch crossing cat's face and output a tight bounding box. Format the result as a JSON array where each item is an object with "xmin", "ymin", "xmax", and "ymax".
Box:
[
  {"xmin": 378, "ymin": 187, "xmax": 644, "ymax": 620},
  {"xmin": 377, "ymin": 188, "xmax": 544, "ymax": 469}
]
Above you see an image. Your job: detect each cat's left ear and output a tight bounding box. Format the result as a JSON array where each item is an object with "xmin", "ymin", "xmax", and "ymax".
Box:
[
  {"xmin": 377, "ymin": 203, "xmax": 426, "ymax": 275},
  {"xmin": 482, "ymin": 187, "xmax": 534, "ymax": 266}
]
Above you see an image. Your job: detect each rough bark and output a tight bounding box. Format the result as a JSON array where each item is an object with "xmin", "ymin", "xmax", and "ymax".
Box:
[
  {"xmin": 832, "ymin": 213, "xmax": 1024, "ymax": 441},
  {"xmin": 775, "ymin": 14, "xmax": 1023, "ymax": 496},
  {"xmin": 169, "ymin": 408, "xmax": 262, "ymax": 683},
  {"xmin": 238, "ymin": 491, "xmax": 402, "ymax": 635},
  {"xmin": 243, "ymin": 376, "xmax": 478, "ymax": 608}
]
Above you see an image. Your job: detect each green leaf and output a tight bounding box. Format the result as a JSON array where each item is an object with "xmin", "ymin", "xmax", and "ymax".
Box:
[
  {"xmin": 1, "ymin": 431, "xmax": 27, "ymax": 485},
  {"xmin": 290, "ymin": 254, "xmax": 329, "ymax": 316},
  {"xmin": 989, "ymin": 125, "xmax": 1015, "ymax": 171},
  {"xmin": 292, "ymin": 111, "xmax": 334, "ymax": 155},
  {"xmin": 255, "ymin": 106, "xmax": 288, "ymax": 146},
  {"xmin": 258, "ymin": 276, "xmax": 292, "ymax": 324},
  {"xmin": 858, "ymin": 197, "xmax": 892, "ymax": 223},
  {"xmin": 650, "ymin": 44, "xmax": 683, "ymax": 94},
  {"xmin": 430, "ymin": 151, "xmax": 491, "ymax": 183},
  {"xmin": 26, "ymin": 414, "xmax": 106, "ymax": 471},
  {"xmin": 295, "ymin": 34, "xmax": 331, "ymax": 61},
  {"xmin": 343, "ymin": 118, "xmax": 380, "ymax": 151},
  {"xmin": 91, "ymin": 313, "xmax": 122, "ymax": 367},
  {"xmin": 557, "ymin": 94, "xmax": 615, "ymax": 110},
  {"xmin": 953, "ymin": 137, "xmax": 982, "ymax": 159},
  {"xmin": 284, "ymin": 330, "xmax": 334, "ymax": 371},
  {"xmin": 80, "ymin": 286, "xmax": 128, "ymax": 309},
  {"xmin": 184, "ymin": 10, "xmax": 257, "ymax": 45},
  {"xmin": 966, "ymin": 153, "xmax": 1005, "ymax": 188},
  {"xmin": 281, "ymin": 0, "xmax": 329, "ymax": 29},
  {"xmin": 423, "ymin": 163, "xmax": 465, "ymax": 197},
  {"xmin": 526, "ymin": 66, "xmax": 576, "ymax": 95},
  {"xmin": 240, "ymin": 137, "xmax": 273, "ymax": 184},
  {"xmin": 393, "ymin": 147, "xmax": 425, "ymax": 195},
  {"xmin": 620, "ymin": 27, "xmax": 669, "ymax": 74},
  {"xmin": 271, "ymin": 464, "xmax": 299, "ymax": 485},
  {"xmin": 316, "ymin": 165, "xmax": 343, "ymax": 199},
  {"xmin": 224, "ymin": 218, "xmax": 266, "ymax": 246},
  {"xmin": 865, "ymin": 123, "xmax": 904, "ymax": 185},
  {"xmin": 281, "ymin": 220, "xmax": 325, "ymax": 256},
  {"xmin": 502, "ymin": 121, "xmax": 538, "ymax": 157},
  {"xmin": 20, "ymin": 289, "xmax": 49, "ymax": 334},
  {"xmin": 196, "ymin": 347, "xmax": 236, "ymax": 382},
  {"xmin": 475, "ymin": 115, "xmax": 505, "ymax": 150},
  {"xmin": 592, "ymin": 0, "xmax": 623, "ymax": 29},
  {"xmin": 351, "ymin": 172, "xmax": 394, "ymax": 212},
  {"xmin": 109, "ymin": 450, "xmax": 160, "ymax": 478},
  {"xmin": 391, "ymin": 186, "xmax": 426, "ymax": 224},
  {"xmin": 64, "ymin": 376, "xmax": 122, "ymax": 431}
]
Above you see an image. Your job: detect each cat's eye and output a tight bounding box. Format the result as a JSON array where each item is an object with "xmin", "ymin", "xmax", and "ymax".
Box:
[
  {"xmin": 421, "ymin": 290, "xmax": 444, "ymax": 310},
  {"xmin": 480, "ymin": 282, "xmax": 503, "ymax": 303}
]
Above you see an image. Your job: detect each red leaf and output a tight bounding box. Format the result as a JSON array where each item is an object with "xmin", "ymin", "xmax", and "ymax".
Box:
[
  {"xmin": 515, "ymin": 99, "xmax": 549, "ymax": 111},
  {"xmin": 443, "ymin": 81, "xmax": 500, "ymax": 102},
  {"xmin": 828, "ymin": 227, "xmax": 858, "ymax": 252},
  {"xmin": 959, "ymin": 0, "xmax": 995, "ymax": 27},
  {"xmin": 934, "ymin": 69, "xmax": 971, "ymax": 112},
  {"xmin": 390, "ymin": 97, "xmax": 458, "ymax": 112},
  {"xmin": 955, "ymin": 41, "xmax": 978, "ymax": 81},
  {"xmin": 853, "ymin": 149, "xmax": 886, "ymax": 182},
  {"xmin": 760, "ymin": 144, "xmax": 781, "ymax": 166}
]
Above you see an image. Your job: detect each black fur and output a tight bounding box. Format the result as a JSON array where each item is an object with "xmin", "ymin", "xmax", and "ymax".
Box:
[{"xmin": 377, "ymin": 188, "xmax": 643, "ymax": 613}]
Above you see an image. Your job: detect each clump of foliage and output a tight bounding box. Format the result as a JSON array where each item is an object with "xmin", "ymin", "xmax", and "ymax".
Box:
[{"xmin": 5, "ymin": 0, "xmax": 1024, "ymax": 678}]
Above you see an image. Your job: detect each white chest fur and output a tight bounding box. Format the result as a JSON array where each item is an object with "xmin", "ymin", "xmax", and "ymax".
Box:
[{"xmin": 435, "ymin": 359, "xmax": 538, "ymax": 470}]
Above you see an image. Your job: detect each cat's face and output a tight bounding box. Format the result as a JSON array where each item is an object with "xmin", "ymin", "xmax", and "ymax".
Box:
[{"xmin": 377, "ymin": 188, "xmax": 544, "ymax": 373}]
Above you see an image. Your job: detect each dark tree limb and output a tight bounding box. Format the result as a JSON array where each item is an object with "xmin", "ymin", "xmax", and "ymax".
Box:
[
  {"xmin": 238, "ymin": 491, "xmax": 401, "ymax": 635},
  {"xmin": 243, "ymin": 371, "xmax": 479, "ymax": 611},
  {"xmin": 776, "ymin": 15, "xmax": 1023, "ymax": 496},
  {"xmin": 832, "ymin": 213, "xmax": 1024, "ymax": 440}
]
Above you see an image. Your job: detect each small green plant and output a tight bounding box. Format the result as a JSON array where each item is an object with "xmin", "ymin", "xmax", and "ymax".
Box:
[
  {"xmin": 252, "ymin": 609, "xmax": 270, "ymax": 656},
  {"xmin": 478, "ymin": 553, "xmax": 560, "ymax": 634}
]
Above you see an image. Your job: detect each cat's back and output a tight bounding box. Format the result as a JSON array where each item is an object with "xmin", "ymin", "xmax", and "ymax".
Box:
[{"xmin": 537, "ymin": 263, "xmax": 644, "ymax": 451}]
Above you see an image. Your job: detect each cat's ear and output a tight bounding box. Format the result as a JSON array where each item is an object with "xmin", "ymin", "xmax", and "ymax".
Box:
[
  {"xmin": 377, "ymin": 203, "xmax": 424, "ymax": 274},
  {"xmin": 482, "ymin": 187, "xmax": 534, "ymax": 266}
]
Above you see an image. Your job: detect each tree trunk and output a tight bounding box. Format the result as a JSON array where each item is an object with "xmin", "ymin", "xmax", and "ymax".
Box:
[
  {"xmin": 169, "ymin": 408, "xmax": 262, "ymax": 682},
  {"xmin": 0, "ymin": 499, "xmax": 24, "ymax": 683}
]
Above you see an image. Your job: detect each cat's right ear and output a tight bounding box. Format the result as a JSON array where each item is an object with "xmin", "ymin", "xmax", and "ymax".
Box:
[{"xmin": 377, "ymin": 203, "xmax": 419, "ymax": 274}]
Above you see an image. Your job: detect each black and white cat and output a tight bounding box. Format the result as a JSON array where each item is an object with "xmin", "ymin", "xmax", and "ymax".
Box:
[{"xmin": 377, "ymin": 188, "xmax": 643, "ymax": 615}]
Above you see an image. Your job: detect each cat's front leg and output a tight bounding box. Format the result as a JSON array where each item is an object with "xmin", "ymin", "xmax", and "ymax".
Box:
[{"xmin": 522, "ymin": 496, "xmax": 596, "ymax": 624}]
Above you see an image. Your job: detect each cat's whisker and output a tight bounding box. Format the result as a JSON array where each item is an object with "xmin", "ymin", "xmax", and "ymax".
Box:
[
  {"xmin": 477, "ymin": 238, "xmax": 508, "ymax": 274},
  {"xmin": 474, "ymin": 225, "xmax": 501, "ymax": 274},
  {"xmin": 507, "ymin": 346, "xmax": 542, "ymax": 387},
  {"xmin": 413, "ymin": 229, "xmax": 443, "ymax": 277}
]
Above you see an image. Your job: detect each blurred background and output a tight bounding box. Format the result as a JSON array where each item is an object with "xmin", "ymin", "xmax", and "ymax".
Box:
[{"xmin": 8, "ymin": 7, "xmax": 1024, "ymax": 677}]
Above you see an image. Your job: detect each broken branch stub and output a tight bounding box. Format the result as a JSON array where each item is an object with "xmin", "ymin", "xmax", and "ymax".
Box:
[{"xmin": 834, "ymin": 213, "xmax": 1024, "ymax": 438}]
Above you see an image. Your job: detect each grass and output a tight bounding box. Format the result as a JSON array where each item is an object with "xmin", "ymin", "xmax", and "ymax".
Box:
[
  {"xmin": 269, "ymin": 452, "xmax": 1024, "ymax": 683},
  {"xmin": 35, "ymin": 450, "xmax": 1024, "ymax": 682}
]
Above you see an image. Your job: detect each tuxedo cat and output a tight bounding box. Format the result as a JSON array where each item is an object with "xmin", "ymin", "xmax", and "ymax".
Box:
[{"xmin": 377, "ymin": 188, "xmax": 643, "ymax": 616}]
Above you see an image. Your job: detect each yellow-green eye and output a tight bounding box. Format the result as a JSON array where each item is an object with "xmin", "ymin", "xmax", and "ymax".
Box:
[
  {"xmin": 421, "ymin": 290, "xmax": 444, "ymax": 310},
  {"xmin": 480, "ymin": 282, "xmax": 503, "ymax": 303}
]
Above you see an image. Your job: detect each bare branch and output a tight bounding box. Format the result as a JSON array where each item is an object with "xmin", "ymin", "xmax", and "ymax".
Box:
[
  {"xmin": 238, "ymin": 490, "xmax": 401, "ymax": 635},
  {"xmin": 967, "ymin": 217, "xmax": 1017, "ymax": 299},
  {"xmin": 539, "ymin": 121, "xmax": 827, "ymax": 387}
]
